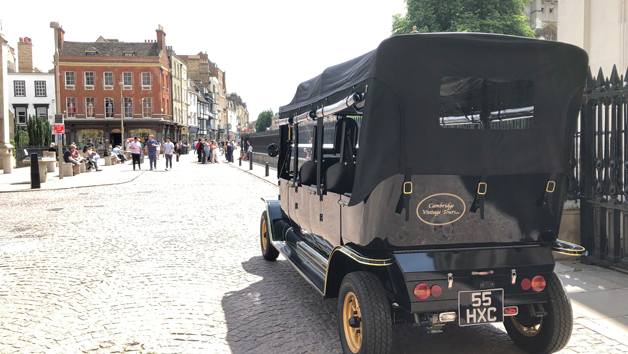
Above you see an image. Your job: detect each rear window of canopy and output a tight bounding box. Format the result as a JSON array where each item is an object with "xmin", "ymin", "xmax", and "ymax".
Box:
[{"xmin": 439, "ymin": 77, "xmax": 534, "ymax": 130}]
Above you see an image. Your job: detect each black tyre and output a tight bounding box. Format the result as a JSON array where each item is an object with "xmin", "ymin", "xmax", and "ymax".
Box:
[
  {"xmin": 337, "ymin": 272, "xmax": 392, "ymax": 354},
  {"xmin": 504, "ymin": 272, "xmax": 572, "ymax": 354},
  {"xmin": 260, "ymin": 212, "xmax": 279, "ymax": 261}
]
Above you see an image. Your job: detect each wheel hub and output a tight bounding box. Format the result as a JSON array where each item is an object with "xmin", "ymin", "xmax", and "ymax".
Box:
[
  {"xmin": 343, "ymin": 292, "xmax": 362, "ymax": 353},
  {"xmin": 511, "ymin": 315, "xmax": 543, "ymax": 337}
]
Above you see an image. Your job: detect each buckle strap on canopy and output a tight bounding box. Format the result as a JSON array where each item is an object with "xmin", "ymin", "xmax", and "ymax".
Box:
[
  {"xmin": 535, "ymin": 172, "xmax": 558, "ymax": 214},
  {"xmin": 470, "ymin": 168, "xmax": 488, "ymax": 220},
  {"xmin": 395, "ymin": 168, "xmax": 413, "ymax": 221}
]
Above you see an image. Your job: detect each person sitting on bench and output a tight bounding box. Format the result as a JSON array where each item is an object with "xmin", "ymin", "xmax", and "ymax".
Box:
[{"xmin": 64, "ymin": 144, "xmax": 81, "ymax": 176}]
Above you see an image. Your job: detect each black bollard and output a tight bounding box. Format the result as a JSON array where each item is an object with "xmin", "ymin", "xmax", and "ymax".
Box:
[
  {"xmin": 176, "ymin": 153, "xmax": 179, "ymax": 162},
  {"xmin": 30, "ymin": 153, "xmax": 41, "ymax": 189},
  {"xmin": 265, "ymin": 162, "xmax": 269, "ymax": 177},
  {"xmin": 249, "ymin": 152, "xmax": 253, "ymax": 170},
  {"xmin": 239, "ymin": 157, "xmax": 242, "ymax": 166}
]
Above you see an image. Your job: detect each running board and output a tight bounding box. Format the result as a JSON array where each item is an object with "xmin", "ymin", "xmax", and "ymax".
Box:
[{"xmin": 273, "ymin": 241, "xmax": 326, "ymax": 295}]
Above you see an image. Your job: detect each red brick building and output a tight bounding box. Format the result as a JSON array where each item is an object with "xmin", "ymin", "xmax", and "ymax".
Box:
[{"xmin": 56, "ymin": 25, "xmax": 174, "ymax": 149}]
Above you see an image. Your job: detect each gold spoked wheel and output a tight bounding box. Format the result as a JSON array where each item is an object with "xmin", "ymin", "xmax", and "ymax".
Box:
[
  {"xmin": 261, "ymin": 218, "xmax": 268, "ymax": 252},
  {"xmin": 343, "ymin": 291, "xmax": 362, "ymax": 353},
  {"xmin": 511, "ymin": 315, "xmax": 543, "ymax": 337}
]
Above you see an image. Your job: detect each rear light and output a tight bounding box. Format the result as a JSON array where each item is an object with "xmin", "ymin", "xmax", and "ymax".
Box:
[
  {"xmin": 414, "ymin": 283, "xmax": 430, "ymax": 300},
  {"xmin": 504, "ymin": 306, "xmax": 519, "ymax": 316},
  {"xmin": 531, "ymin": 276, "xmax": 546, "ymax": 292},
  {"xmin": 431, "ymin": 285, "xmax": 443, "ymax": 297},
  {"xmin": 521, "ymin": 278, "xmax": 531, "ymax": 291}
]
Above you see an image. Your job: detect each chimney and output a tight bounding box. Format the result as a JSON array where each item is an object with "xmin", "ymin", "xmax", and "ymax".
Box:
[
  {"xmin": 57, "ymin": 27, "xmax": 65, "ymax": 51},
  {"xmin": 17, "ymin": 36, "xmax": 34, "ymax": 73},
  {"xmin": 156, "ymin": 25, "xmax": 166, "ymax": 51}
]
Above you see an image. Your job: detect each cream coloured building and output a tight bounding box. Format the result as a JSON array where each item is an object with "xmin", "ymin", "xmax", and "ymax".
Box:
[
  {"xmin": 524, "ymin": 0, "xmax": 558, "ymax": 40},
  {"xmin": 558, "ymin": 0, "xmax": 628, "ymax": 78},
  {"xmin": 168, "ymin": 48, "xmax": 188, "ymax": 142}
]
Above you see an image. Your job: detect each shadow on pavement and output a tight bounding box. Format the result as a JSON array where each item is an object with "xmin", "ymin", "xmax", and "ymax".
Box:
[{"xmin": 222, "ymin": 256, "xmax": 526, "ymax": 354}]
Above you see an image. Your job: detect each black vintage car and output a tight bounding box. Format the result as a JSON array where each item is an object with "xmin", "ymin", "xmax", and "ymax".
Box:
[{"xmin": 259, "ymin": 33, "xmax": 587, "ymax": 354}]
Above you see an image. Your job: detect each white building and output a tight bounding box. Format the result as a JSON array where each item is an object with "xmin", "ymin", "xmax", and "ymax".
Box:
[
  {"xmin": 8, "ymin": 72, "xmax": 56, "ymax": 127},
  {"xmin": 187, "ymin": 79, "xmax": 199, "ymax": 142}
]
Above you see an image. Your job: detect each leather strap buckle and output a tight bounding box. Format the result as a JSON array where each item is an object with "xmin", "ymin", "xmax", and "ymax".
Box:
[
  {"xmin": 403, "ymin": 181, "xmax": 412, "ymax": 195},
  {"xmin": 477, "ymin": 182, "xmax": 487, "ymax": 195},
  {"xmin": 546, "ymin": 181, "xmax": 556, "ymax": 193}
]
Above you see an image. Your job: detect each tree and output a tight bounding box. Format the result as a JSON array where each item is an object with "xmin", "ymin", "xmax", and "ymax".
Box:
[
  {"xmin": 392, "ymin": 0, "xmax": 534, "ymax": 38},
  {"xmin": 255, "ymin": 109, "xmax": 274, "ymax": 132}
]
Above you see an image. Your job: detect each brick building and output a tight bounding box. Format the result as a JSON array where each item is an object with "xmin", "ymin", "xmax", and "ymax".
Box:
[{"xmin": 56, "ymin": 25, "xmax": 174, "ymax": 150}]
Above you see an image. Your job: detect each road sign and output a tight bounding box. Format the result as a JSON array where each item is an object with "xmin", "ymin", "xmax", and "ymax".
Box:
[
  {"xmin": 57, "ymin": 134, "xmax": 62, "ymax": 140},
  {"xmin": 54, "ymin": 124, "xmax": 65, "ymax": 134}
]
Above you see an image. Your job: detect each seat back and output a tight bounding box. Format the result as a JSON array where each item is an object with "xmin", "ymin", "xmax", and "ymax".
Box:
[{"xmin": 325, "ymin": 118, "xmax": 358, "ymax": 194}]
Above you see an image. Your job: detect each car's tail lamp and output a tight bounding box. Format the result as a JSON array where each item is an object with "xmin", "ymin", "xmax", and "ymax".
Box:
[
  {"xmin": 414, "ymin": 283, "xmax": 430, "ymax": 300},
  {"xmin": 431, "ymin": 285, "xmax": 443, "ymax": 297},
  {"xmin": 531, "ymin": 276, "xmax": 546, "ymax": 292},
  {"xmin": 504, "ymin": 307, "xmax": 519, "ymax": 316},
  {"xmin": 521, "ymin": 278, "xmax": 531, "ymax": 291}
]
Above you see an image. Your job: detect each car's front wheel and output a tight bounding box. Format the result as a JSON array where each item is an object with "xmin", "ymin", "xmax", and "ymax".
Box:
[
  {"xmin": 504, "ymin": 272, "xmax": 572, "ymax": 354},
  {"xmin": 260, "ymin": 212, "xmax": 279, "ymax": 261},
  {"xmin": 337, "ymin": 272, "xmax": 392, "ymax": 354}
]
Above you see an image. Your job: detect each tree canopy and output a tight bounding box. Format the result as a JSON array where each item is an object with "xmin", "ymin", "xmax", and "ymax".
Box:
[
  {"xmin": 255, "ymin": 109, "xmax": 274, "ymax": 132},
  {"xmin": 392, "ymin": 0, "xmax": 534, "ymax": 38}
]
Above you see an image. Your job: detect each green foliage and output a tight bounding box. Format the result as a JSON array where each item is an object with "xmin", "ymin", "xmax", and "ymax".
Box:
[
  {"xmin": 26, "ymin": 115, "xmax": 52, "ymax": 147},
  {"xmin": 255, "ymin": 109, "xmax": 274, "ymax": 132},
  {"xmin": 9, "ymin": 139, "xmax": 16, "ymax": 159},
  {"xmin": 392, "ymin": 0, "xmax": 535, "ymax": 37},
  {"xmin": 13, "ymin": 115, "xmax": 21, "ymax": 148}
]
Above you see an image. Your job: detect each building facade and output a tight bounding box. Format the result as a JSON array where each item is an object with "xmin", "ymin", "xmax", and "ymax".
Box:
[
  {"xmin": 187, "ymin": 79, "xmax": 199, "ymax": 142},
  {"xmin": 227, "ymin": 93, "xmax": 249, "ymax": 139},
  {"xmin": 524, "ymin": 0, "xmax": 558, "ymax": 40},
  {"xmin": 168, "ymin": 48, "xmax": 187, "ymax": 142},
  {"xmin": 56, "ymin": 25, "xmax": 174, "ymax": 150},
  {"xmin": 558, "ymin": 0, "xmax": 628, "ymax": 78}
]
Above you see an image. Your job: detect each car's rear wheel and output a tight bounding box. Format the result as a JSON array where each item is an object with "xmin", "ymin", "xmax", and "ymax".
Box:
[
  {"xmin": 337, "ymin": 272, "xmax": 392, "ymax": 354},
  {"xmin": 260, "ymin": 212, "xmax": 279, "ymax": 261},
  {"xmin": 504, "ymin": 272, "xmax": 572, "ymax": 354}
]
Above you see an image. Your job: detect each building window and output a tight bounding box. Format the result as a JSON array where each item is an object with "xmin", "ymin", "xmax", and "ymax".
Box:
[
  {"xmin": 104, "ymin": 72, "xmax": 113, "ymax": 86},
  {"xmin": 84, "ymin": 72, "xmax": 94, "ymax": 86},
  {"xmin": 15, "ymin": 107, "xmax": 27, "ymax": 124},
  {"xmin": 14, "ymin": 81, "xmax": 25, "ymax": 96},
  {"xmin": 142, "ymin": 98, "xmax": 152, "ymax": 117},
  {"xmin": 36, "ymin": 106, "xmax": 47, "ymax": 120},
  {"xmin": 105, "ymin": 98, "xmax": 114, "ymax": 118},
  {"xmin": 86, "ymin": 98, "xmax": 95, "ymax": 118},
  {"xmin": 67, "ymin": 97, "xmax": 76, "ymax": 117},
  {"xmin": 123, "ymin": 52, "xmax": 135, "ymax": 57},
  {"xmin": 85, "ymin": 50, "xmax": 97, "ymax": 56},
  {"xmin": 65, "ymin": 72, "xmax": 75, "ymax": 86},
  {"xmin": 34, "ymin": 81, "xmax": 46, "ymax": 97},
  {"xmin": 123, "ymin": 72, "xmax": 132, "ymax": 86},
  {"xmin": 543, "ymin": 26, "xmax": 557, "ymax": 41},
  {"xmin": 142, "ymin": 72, "xmax": 151, "ymax": 87},
  {"xmin": 124, "ymin": 98, "xmax": 133, "ymax": 118}
]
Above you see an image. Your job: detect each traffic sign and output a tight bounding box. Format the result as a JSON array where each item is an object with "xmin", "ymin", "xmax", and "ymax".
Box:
[
  {"xmin": 57, "ymin": 134, "xmax": 62, "ymax": 140},
  {"xmin": 54, "ymin": 124, "xmax": 65, "ymax": 134}
]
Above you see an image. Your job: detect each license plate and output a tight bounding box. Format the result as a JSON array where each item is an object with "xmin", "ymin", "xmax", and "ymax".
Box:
[{"xmin": 458, "ymin": 289, "xmax": 504, "ymax": 327}]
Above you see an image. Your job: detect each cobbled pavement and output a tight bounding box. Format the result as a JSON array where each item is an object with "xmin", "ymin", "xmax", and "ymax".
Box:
[{"xmin": 0, "ymin": 155, "xmax": 626, "ymax": 354}]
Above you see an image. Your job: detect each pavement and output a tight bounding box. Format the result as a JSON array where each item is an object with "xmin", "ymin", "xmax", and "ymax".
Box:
[
  {"xmin": 0, "ymin": 153, "xmax": 627, "ymax": 353},
  {"xmin": 0, "ymin": 158, "xmax": 145, "ymax": 193}
]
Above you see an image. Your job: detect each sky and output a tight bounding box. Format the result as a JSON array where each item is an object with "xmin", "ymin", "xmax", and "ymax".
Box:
[{"xmin": 0, "ymin": 0, "xmax": 406, "ymax": 122}]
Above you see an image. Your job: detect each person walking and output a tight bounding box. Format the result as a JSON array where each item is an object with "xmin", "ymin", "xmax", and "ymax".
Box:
[
  {"xmin": 129, "ymin": 137, "xmax": 142, "ymax": 170},
  {"xmin": 163, "ymin": 137, "xmax": 174, "ymax": 171},
  {"xmin": 196, "ymin": 138, "xmax": 203, "ymax": 163},
  {"xmin": 203, "ymin": 139, "xmax": 211, "ymax": 164},
  {"xmin": 145, "ymin": 135, "xmax": 160, "ymax": 171}
]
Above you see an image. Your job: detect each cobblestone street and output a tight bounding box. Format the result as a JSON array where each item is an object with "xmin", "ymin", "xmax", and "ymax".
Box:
[{"xmin": 0, "ymin": 155, "xmax": 627, "ymax": 354}]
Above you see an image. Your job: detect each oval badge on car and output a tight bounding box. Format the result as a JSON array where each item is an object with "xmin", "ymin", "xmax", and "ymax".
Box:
[{"xmin": 416, "ymin": 193, "xmax": 466, "ymax": 226}]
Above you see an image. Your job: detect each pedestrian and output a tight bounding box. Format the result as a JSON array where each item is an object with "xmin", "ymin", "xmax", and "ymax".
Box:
[
  {"xmin": 196, "ymin": 138, "xmax": 203, "ymax": 163},
  {"xmin": 212, "ymin": 141, "xmax": 219, "ymax": 163},
  {"xmin": 49, "ymin": 142, "xmax": 59, "ymax": 161},
  {"xmin": 64, "ymin": 144, "xmax": 81, "ymax": 175},
  {"xmin": 204, "ymin": 139, "xmax": 211, "ymax": 164},
  {"xmin": 144, "ymin": 135, "xmax": 160, "ymax": 171},
  {"xmin": 129, "ymin": 137, "xmax": 142, "ymax": 170},
  {"xmin": 163, "ymin": 137, "xmax": 174, "ymax": 171},
  {"xmin": 245, "ymin": 141, "xmax": 253, "ymax": 161}
]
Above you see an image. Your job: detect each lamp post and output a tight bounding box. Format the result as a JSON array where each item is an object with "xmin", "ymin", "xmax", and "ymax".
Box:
[
  {"xmin": 119, "ymin": 82, "xmax": 124, "ymax": 149},
  {"xmin": 50, "ymin": 21, "xmax": 62, "ymax": 179}
]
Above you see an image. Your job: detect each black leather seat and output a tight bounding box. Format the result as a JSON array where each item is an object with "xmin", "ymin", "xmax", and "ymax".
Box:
[{"xmin": 325, "ymin": 118, "xmax": 358, "ymax": 194}]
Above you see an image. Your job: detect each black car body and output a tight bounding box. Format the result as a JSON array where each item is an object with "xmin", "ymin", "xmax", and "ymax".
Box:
[{"xmin": 258, "ymin": 33, "xmax": 587, "ymax": 354}]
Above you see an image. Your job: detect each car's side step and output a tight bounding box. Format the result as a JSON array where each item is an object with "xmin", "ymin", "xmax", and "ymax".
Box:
[
  {"xmin": 297, "ymin": 241, "xmax": 329, "ymax": 270},
  {"xmin": 273, "ymin": 241, "xmax": 325, "ymax": 295}
]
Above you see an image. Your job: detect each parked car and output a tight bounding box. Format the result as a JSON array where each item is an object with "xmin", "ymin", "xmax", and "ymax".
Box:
[{"xmin": 259, "ymin": 32, "xmax": 587, "ymax": 354}]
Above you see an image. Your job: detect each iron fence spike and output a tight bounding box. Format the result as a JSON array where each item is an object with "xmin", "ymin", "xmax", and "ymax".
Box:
[
  {"xmin": 596, "ymin": 67, "xmax": 606, "ymax": 92},
  {"xmin": 586, "ymin": 66, "xmax": 594, "ymax": 92},
  {"xmin": 609, "ymin": 65, "xmax": 621, "ymax": 90}
]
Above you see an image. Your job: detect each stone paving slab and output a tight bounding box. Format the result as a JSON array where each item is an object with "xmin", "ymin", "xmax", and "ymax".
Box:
[{"xmin": 0, "ymin": 153, "xmax": 626, "ymax": 353}]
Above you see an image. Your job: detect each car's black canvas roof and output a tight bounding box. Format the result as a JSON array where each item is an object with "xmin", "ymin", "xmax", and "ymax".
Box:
[{"xmin": 280, "ymin": 33, "xmax": 588, "ymax": 206}]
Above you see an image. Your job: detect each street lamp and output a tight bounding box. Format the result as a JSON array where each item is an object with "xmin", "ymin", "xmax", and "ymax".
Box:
[
  {"xmin": 119, "ymin": 82, "xmax": 124, "ymax": 149},
  {"xmin": 50, "ymin": 21, "xmax": 62, "ymax": 179}
]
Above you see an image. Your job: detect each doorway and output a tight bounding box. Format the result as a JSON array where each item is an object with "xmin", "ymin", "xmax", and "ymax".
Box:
[{"xmin": 111, "ymin": 133, "xmax": 121, "ymax": 147}]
